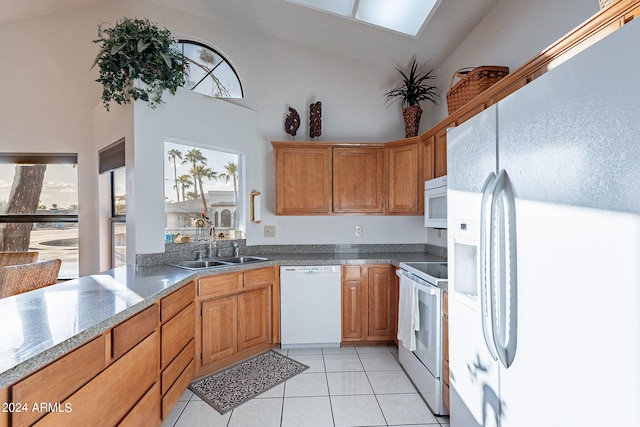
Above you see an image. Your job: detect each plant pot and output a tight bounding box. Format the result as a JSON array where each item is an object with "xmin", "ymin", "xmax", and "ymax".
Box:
[{"xmin": 403, "ymin": 105, "xmax": 423, "ymax": 138}]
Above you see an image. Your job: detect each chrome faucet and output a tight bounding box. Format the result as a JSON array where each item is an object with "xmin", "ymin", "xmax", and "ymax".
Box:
[
  {"xmin": 233, "ymin": 242, "xmax": 240, "ymax": 257},
  {"xmin": 208, "ymin": 225, "xmax": 217, "ymax": 258}
]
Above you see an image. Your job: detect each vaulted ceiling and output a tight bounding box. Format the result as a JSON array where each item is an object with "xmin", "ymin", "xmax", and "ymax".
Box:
[{"xmin": 1, "ymin": 0, "xmax": 498, "ymax": 69}]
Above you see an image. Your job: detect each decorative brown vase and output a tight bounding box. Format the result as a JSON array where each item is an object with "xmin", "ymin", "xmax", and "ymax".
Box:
[{"xmin": 402, "ymin": 105, "xmax": 423, "ymax": 138}]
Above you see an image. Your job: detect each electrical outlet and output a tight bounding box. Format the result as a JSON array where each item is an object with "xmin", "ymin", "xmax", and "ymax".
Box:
[
  {"xmin": 264, "ymin": 225, "xmax": 276, "ymax": 237},
  {"xmin": 355, "ymin": 225, "xmax": 363, "ymax": 237}
]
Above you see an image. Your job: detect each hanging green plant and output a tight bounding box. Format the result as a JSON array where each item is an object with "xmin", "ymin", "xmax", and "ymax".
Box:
[{"xmin": 92, "ymin": 17, "xmax": 187, "ymax": 111}]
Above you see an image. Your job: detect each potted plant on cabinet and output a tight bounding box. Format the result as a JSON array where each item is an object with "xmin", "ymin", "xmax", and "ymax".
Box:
[
  {"xmin": 92, "ymin": 17, "xmax": 187, "ymax": 111},
  {"xmin": 385, "ymin": 58, "xmax": 438, "ymax": 138}
]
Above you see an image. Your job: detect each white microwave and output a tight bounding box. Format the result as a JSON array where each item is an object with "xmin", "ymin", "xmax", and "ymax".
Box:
[{"xmin": 425, "ymin": 175, "xmax": 447, "ymax": 228}]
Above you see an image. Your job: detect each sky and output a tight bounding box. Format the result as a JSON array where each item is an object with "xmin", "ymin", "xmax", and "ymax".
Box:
[{"xmin": 0, "ymin": 164, "xmax": 78, "ymax": 210}]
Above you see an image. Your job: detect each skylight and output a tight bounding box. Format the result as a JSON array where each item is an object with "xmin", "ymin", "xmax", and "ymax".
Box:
[{"xmin": 287, "ymin": 0, "xmax": 441, "ymax": 37}]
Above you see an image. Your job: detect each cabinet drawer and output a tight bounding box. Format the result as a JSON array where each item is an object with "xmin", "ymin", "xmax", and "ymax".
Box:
[
  {"xmin": 12, "ymin": 335, "xmax": 107, "ymax": 426},
  {"xmin": 35, "ymin": 332, "xmax": 158, "ymax": 426},
  {"xmin": 112, "ymin": 304, "xmax": 158, "ymax": 359},
  {"xmin": 162, "ymin": 338, "xmax": 195, "ymax": 395},
  {"xmin": 119, "ymin": 383, "xmax": 161, "ymax": 427},
  {"xmin": 161, "ymin": 303, "xmax": 195, "ymax": 369},
  {"xmin": 342, "ymin": 265, "xmax": 363, "ymax": 281},
  {"xmin": 162, "ymin": 359, "xmax": 195, "ymax": 420},
  {"xmin": 199, "ymin": 273, "xmax": 242, "ymax": 298},
  {"xmin": 162, "ymin": 282, "xmax": 195, "ymax": 322},
  {"xmin": 244, "ymin": 266, "xmax": 276, "ymax": 288}
]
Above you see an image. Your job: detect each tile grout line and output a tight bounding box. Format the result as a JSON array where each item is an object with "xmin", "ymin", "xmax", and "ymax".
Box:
[
  {"xmin": 358, "ymin": 348, "xmax": 391, "ymax": 427},
  {"xmin": 320, "ymin": 348, "xmax": 338, "ymax": 427}
]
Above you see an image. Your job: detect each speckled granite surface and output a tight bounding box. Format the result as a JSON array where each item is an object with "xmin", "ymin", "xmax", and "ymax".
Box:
[{"xmin": 0, "ymin": 245, "xmax": 446, "ymax": 388}]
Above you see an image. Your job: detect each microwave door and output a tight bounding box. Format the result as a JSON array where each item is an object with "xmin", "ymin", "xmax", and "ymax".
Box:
[{"xmin": 425, "ymin": 187, "xmax": 447, "ymax": 228}]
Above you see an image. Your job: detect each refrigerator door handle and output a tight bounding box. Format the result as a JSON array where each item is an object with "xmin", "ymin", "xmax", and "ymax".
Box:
[
  {"xmin": 480, "ymin": 172, "xmax": 498, "ymax": 361},
  {"xmin": 490, "ymin": 169, "xmax": 518, "ymax": 369}
]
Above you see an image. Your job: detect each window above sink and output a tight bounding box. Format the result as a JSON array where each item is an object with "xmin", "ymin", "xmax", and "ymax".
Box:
[{"xmin": 164, "ymin": 141, "xmax": 244, "ymax": 242}]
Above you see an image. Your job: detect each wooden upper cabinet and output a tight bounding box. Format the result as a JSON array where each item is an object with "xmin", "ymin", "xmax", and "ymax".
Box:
[
  {"xmin": 274, "ymin": 144, "xmax": 331, "ymax": 215},
  {"xmin": 435, "ymin": 128, "xmax": 448, "ymax": 178},
  {"xmin": 387, "ymin": 140, "xmax": 423, "ymax": 214},
  {"xmin": 273, "ymin": 140, "xmax": 424, "ymax": 215},
  {"xmin": 333, "ymin": 147, "xmax": 384, "ymax": 213},
  {"xmin": 423, "ymin": 135, "xmax": 435, "ymax": 182}
]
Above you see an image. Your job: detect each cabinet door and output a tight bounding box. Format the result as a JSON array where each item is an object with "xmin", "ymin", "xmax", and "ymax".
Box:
[
  {"xmin": 275, "ymin": 146, "xmax": 331, "ymax": 214},
  {"xmin": 342, "ymin": 265, "xmax": 365, "ymax": 341},
  {"xmin": 333, "ymin": 147, "xmax": 384, "ymax": 213},
  {"xmin": 201, "ymin": 296, "xmax": 237, "ymax": 366},
  {"xmin": 367, "ymin": 265, "xmax": 396, "ymax": 340},
  {"xmin": 238, "ymin": 287, "xmax": 270, "ymax": 351},
  {"xmin": 424, "ymin": 135, "xmax": 435, "ymax": 182},
  {"xmin": 387, "ymin": 141, "xmax": 422, "ymax": 214},
  {"xmin": 435, "ymin": 129, "xmax": 448, "ymax": 178}
]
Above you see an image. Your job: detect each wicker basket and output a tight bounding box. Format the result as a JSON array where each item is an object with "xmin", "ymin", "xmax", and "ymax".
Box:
[
  {"xmin": 446, "ymin": 66, "xmax": 509, "ymax": 114},
  {"xmin": 598, "ymin": 0, "xmax": 616, "ymax": 8}
]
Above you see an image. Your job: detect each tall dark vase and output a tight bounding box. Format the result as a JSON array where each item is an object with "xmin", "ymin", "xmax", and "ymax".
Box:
[{"xmin": 402, "ymin": 105, "xmax": 422, "ymax": 138}]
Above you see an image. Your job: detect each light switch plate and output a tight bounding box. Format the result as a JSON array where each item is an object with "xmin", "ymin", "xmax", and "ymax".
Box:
[{"xmin": 264, "ymin": 225, "xmax": 276, "ymax": 237}]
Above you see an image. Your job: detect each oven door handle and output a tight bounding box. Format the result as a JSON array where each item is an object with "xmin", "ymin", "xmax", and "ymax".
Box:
[{"xmin": 397, "ymin": 270, "xmax": 438, "ymax": 295}]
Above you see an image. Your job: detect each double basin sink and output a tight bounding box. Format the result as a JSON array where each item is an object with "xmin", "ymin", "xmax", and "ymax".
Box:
[{"xmin": 170, "ymin": 256, "xmax": 269, "ymax": 271}]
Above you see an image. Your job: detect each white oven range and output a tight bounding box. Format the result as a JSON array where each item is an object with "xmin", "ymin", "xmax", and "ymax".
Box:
[{"xmin": 396, "ymin": 262, "xmax": 448, "ymax": 416}]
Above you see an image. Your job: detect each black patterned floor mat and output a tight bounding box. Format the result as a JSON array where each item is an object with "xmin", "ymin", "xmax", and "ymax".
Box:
[{"xmin": 189, "ymin": 350, "xmax": 308, "ymax": 414}]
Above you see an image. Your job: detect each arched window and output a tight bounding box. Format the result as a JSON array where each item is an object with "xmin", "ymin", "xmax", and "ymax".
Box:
[
  {"xmin": 178, "ymin": 40, "xmax": 243, "ymax": 99},
  {"xmin": 221, "ymin": 209, "xmax": 232, "ymax": 228}
]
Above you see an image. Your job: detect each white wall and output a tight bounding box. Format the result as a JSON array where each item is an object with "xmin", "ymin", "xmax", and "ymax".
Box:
[
  {"xmin": 422, "ymin": 0, "xmax": 596, "ymax": 128},
  {"xmin": 0, "ymin": 0, "xmax": 601, "ymax": 268}
]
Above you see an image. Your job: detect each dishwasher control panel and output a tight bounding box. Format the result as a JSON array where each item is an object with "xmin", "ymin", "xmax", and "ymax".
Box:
[{"xmin": 280, "ymin": 265, "xmax": 340, "ymax": 274}]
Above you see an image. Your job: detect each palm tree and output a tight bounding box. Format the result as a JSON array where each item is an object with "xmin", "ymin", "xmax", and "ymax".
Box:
[
  {"xmin": 167, "ymin": 148, "xmax": 183, "ymax": 202},
  {"xmin": 178, "ymin": 174, "xmax": 193, "ymax": 201},
  {"xmin": 219, "ymin": 162, "xmax": 239, "ymax": 228},
  {"xmin": 190, "ymin": 165, "xmax": 218, "ymax": 214},
  {"xmin": 182, "ymin": 148, "xmax": 207, "ymax": 198}
]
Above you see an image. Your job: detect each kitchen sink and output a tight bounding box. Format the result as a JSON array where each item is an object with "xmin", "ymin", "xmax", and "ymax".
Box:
[
  {"xmin": 217, "ymin": 256, "xmax": 268, "ymax": 264},
  {"xmin": 169, "ymin": 256, "xmax": 268, "ymax": 270}
]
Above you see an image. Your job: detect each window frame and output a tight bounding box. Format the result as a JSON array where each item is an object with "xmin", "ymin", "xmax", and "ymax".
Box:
[
  {"xmin": 178, "ymin": 39, "xmax": 244, "ymax": 99},
  {"xmin": 0, "ymin": 153, "xmax": 79, "ymax": 278}
]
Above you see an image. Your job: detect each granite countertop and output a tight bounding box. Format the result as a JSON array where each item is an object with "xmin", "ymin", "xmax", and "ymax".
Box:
[{"xmin": 0, "ymin": 250, "xmax": 445, "ymax": 388}]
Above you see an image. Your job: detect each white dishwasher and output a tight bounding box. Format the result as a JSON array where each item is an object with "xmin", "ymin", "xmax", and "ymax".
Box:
[{"xmin": 280, "ymin": 265, "xmax": 342, "ymax": 348}]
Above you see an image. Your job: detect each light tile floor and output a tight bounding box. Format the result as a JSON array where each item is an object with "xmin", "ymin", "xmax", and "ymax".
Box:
[{"xmin": 163, "ymin": 345, "xmax": 450, "ymax": 427}]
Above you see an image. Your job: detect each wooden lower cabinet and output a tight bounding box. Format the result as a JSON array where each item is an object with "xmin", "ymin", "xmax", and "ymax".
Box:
[
  {"xmin": 342, "ymin": 277, "xmax": 364, "ymax": 340},
  {"xmin": 160, "ymin": 283, "xmax": 196, "ymax": 421},
  {"xmin": 367, "ymin": 266, "xmax": 396, "ymax": 339},
  {"xmin": 0, "ymin": 387, "xmax": 9, "ymax": 427},
  {"xmin": 342, "ymin": 264, "xmax": 397, "ymax": 343},
  {"xmin": 238, "ymin": 287, "xmax": 270, "ymax": 351},
  {"xmin": 34, "ymin": 332, "xmax": 159, "ymax": 426},
  {"xmin": 201, "ymin": 295, "xmax": 238, "ymax": 365},
  {"xmin": 12, "ymin": 335, "xmax": 107, "ymax": 426},
  {"xmin": 198, "ymin": 267, "xmax": 279, "ymax": 377}
]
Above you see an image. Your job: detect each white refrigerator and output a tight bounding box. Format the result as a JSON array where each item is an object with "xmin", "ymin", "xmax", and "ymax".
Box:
[{"xmin": 447, "ymin": 17, "xmax": 640, "ymax": 427}]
